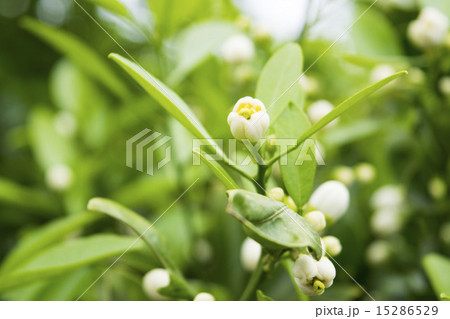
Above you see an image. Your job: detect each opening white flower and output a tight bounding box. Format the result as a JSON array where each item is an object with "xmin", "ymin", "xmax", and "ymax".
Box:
[
  {"xmin": 227, "ymin": 96, "xmax": 270, "ymax": 143},
  {"xmin": 142, "ymin": 268, "xmax": 170, "ymax": 300},
  {"xmin": 293, "ymin": 254, "xmax": 336, "ymax": 296},
  {"xmin": 407, "ymin": 7, "xmax": 449, "ymax": 49}
]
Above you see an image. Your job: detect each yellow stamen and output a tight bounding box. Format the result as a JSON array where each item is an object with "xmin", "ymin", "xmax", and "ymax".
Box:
[
  {"xmin": 238, "ymin": 108, "xmax": 252, "ymax": 120},
  {"xmin": 313, "ymin": 280, "xmax": 325, "ymax": 294}
]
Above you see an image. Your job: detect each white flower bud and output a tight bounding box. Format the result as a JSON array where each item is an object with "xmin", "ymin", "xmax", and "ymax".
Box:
[
  {"xmin": 227, "ymin": 96, "xmax": 270, "ymax": 143},
  {"xmin": 370, "ymin": 64, "xmax": 396, "ymax": 84},
  {"xmin": 407, "ymin": 7, "xmax": 449, "ymax": 49},
  {"xmin": 370, "ymin": 207, "xmax": 402, "ymax": 237},
  {"xmin": 54, "ymin": 111, "xmax": 77, "ymax": 137},
  {"xmin": 408, "ymin": 67, "xmax": 426, "ymax": 85},
  {"xmin": 283, "ymin": 196, "xmax": 297, "ymax": 211},
  {"xmin": 355, "ymin": 163, "xmax": 376, "ymax": 184},
  {"xmin": 366, "ymin": 240, "xmax": 391, "ymax": 265},
  {"xmin": 370, "ymin": 185, "xmax": 404, "ymax": 210},
  {"xmin": 309, "ymin": 181, "xmax": 350, "ymax": 221},
  {"xmin": 438, "ymin": 76, "xmax": 450, "ymax": 97},
  {"xmin": 322, "ymin": 236, "xmax": 342, "ymax": 257},
  {"xmin": 299, "ymin": 75, "xmax": 320, "ymax": 97},
  {"xmin": 305, "ymin": 211, "xmax": 326, "ymax": 232},
  {"xmin": 267, "ymin": 187, "xmax": 285, "ymax": 202},
  {"xmin": 307, "ymin": 100, "xmax": 338, "ymax": 128},
  {"xmin": 142, "ymin": 268, "xmax": 170, "ymax": 300},
  {"xmin": 332, "ymin": 166, "xmax": 355, "ymax": 186},
  {"xmin": 293, "ymin": 254, "xmax": 336, "ymax": 296},
  {"xmin": 221, "ymin": 34, "xmax": 255, "ymax": 64},
  {"xmin": 240, "ymin": 237, "xmax": 262, "ymax": 271},
  {"xmin": 428, "ymin": 177, "xmax": 447, "ymax": 200},
  {"xmin": 45, "ymin": 164, "xmax": 74, "ymax": 191},
  {"xmin": 193, "ymin": 292, "xmax": 215, "ymax": 301}
]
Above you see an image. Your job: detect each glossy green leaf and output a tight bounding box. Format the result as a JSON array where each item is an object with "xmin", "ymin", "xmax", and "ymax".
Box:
[
  {"xmin": 21, "ymin": 17, "xmax": 128, "ymax": 98},
  {"xmin": 87, "ymin": 197, "xmax": 195, "ymax": 299},
  {"xmin": 80, "ymin": 0, "xmax": 131, "ymax": 18},
  {"xmin": 423, "ymin": 253, "xmax": 450, "ymax": 299},
  {"xmin": 0, "ymin": 234, "xmax": 144, "ymax": 292},
  {"xmin": 193, "ymin": 149, "xmax": 239, "ymax": 190},
  {"xmin": 226, "ymin": 190, "xmax": 322, "ymax": 259},
  {"xmin": 168, "ymin": 21, "xmax": 237, "ymax": 85},
  {"xmin": 109, "ymin": 53, "xmax": 226, "ymax": 159},
  {"xmin": 275, "ymin": 103, "xmax": 316, "ymax": 208},
  {"xmin": 256, "ymin": 43, "xmax": 303, "ymax": 126},
  {"xmin": 0, "ymin": 212, "xmax": 100, "ymax": 273}
]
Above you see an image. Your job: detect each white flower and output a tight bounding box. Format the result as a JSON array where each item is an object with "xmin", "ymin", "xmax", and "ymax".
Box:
[
  {"xmin": 221, "ymin": 34, "xmax": 255, "ymax": 64},
  {"xmin": 370, "ymin": 64, "xmax": 396, "ymax": 84},
  {"xmin": 240, "ymin": 237, "xmax": 262, "ymax": 271},
  {"xmin": 267, "ymin": 187, "xmax": 285, "ymax": 202},
  {"xmin": 142, "ymin": 268, "xmax": 170, "ymax": 300},
  {"xmin": 305, "ymin": 210, "xmax": 326, "ymax": 232},
  {"xmin": 322, "ymin": 236, "xmax": 342, "ymax": 257},
  {"xmin": 332, "ymin": 166, "xmax": 355, "ymax": 186},
  {"xmin": 194, "ymin": 292, "xmax": 215, "ymax": 301},
  {"xmin": 370, "ymin": 207, "xmax": 403, "ymax": 237},
  {"xmin": 293, "ymin": 254, "xmax": 336, "ymax": 295},
  {"xmin": 355, "ymin": 163, "xmax": 376, "ymax": 184},
  {"xmin": 366, "ymin": 240, "xmax": 391, "ymax": 265},
  {"xmin": 45, "ymin": 164, "xmax": 74, "ymax": 191},
  {"xmin": 407, "ymin": 7, "xmax": 449, "ymax": 49},
  {"xmin": 438, "ymin": 76, "xmax": 450, "ymax": 96},
  {"xmin": 370, "ymin": 185, "xmax": 404, "ymax": 210},
  {"xmin": 309, "ymin": 181, "xmax": 350, "ymax": 221},
  {"xmin": 307, "ymin": 100, "xmax": 338, "ymax": 128},
  {"xmin": 227, "ymin": 96, "xmax": 270, "ymax": 143}
]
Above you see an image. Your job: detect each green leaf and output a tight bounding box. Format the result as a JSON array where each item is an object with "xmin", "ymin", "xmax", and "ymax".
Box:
[
  {"xmin": 20, "ymin": 17, "xmax": 128, "ymax": 99},
  {"xmin": 0, "ymin": 212, "xmax": 100, "ymax": 273},
  {"xmin": 274, "ymin": 103, "xmax": 316, "ymax": 208},
  {"xmin": 423, "ymin": 253, "xmax": 450, "ymax": 299},
  {"xmin": 109, "ymin": 53, "xmax": 226, "ymax": 160},
  {"xmin": 226, "ymin": 190, "xmax": 322, "ymax": 259},
  {"xmin": 168, "ymin": 21, "xmax": 237, "ymax": 85},
  {"xmin": 0, "ymin": 177, "xmax": 55, "ymax": 214},
  {"xmin": 256, "ymin": 289, "xmax": 274, "ymax": 301},
  {"xmin": 80, "ymin": 0, "xmax": 131, "ymax": 18},
  {"xmin": 256, "ymin": 43, "xmax": 303, "ymax": 126},
  {"xmin": 193, "ymin": 149, "xmax": 239, "ymax": 190},
  {"xmin": 87, "ymin": 197, "xmax": 195, "ymax": 299},
  {"xmin": 0, "ymin": 234, "xmax": 144, "ymax": 292}
]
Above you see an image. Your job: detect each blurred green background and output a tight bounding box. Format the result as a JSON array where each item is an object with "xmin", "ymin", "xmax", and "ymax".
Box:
[{"xmin": 0, "ymin": 0, "xmax": 449, "ymax": 301}]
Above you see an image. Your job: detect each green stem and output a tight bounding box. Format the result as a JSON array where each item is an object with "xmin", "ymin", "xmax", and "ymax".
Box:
[
  {"xmin": 240, "ymin": 253, "xmax": 266, "ymax": 301},
  {"xmin": 254, "ymin": 164, "xmax": 267, "ymax": 194},
  {"xmin": 281, "ymin": 258, "xmax": 309, "ymax": 301}
]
